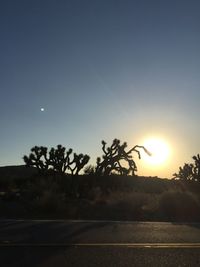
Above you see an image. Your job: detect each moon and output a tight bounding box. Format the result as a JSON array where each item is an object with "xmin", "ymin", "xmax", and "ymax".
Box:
[{"xmin": 40, "ymin": 108, "xmax": 44, "ymax": 112}]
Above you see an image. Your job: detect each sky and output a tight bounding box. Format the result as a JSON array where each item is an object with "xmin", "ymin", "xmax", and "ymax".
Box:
[{"xmin": 0, "ymin": 0, "xmax": 200, "ymax": 178}]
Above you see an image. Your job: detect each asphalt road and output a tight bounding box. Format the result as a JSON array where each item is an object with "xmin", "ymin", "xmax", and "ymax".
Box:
[{"xmin": 1, "ymin": 220, "xmax": 200, "ymax": 267}]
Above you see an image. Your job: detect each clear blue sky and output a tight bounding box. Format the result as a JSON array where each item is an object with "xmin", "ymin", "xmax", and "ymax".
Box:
[{"xmin": 1, "ymin": 0, "xmax": 200, "ymax": 178}]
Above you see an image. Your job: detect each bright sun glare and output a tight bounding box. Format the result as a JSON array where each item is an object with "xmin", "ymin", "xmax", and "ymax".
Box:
[{"xmin": 143, "ymin": 138, "xmax": 170, "ymax": 166}]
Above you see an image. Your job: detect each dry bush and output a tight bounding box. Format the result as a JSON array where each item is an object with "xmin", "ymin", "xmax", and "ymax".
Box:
[
  {"xmin": 92, "ymin": 191, "xmax": 154, "ymax": 220},
  {"xmin": 87, "ymin": 186, "xmax": 103, "ymax": 201},
  {"xmin": 33, "ymin": 189, "xmax": 66, "ymax": 213},
  {"xmin": 159, "ymin": 190, "xmax": 200, "ymax": 221}
]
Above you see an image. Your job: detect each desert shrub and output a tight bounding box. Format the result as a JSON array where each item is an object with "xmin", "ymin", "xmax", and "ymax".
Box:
[
  {"xmin": 159, "ymin": 190, "xmax": 200, "ymax": 221},
  {"xmin": 102, "ymin": 191, "xmax": 152, "ymax": 219},
  {"xmin": 173, "ymin": 154, "xmax": 200, "ymax": 182},
  {"xmin": 77, "ymin": 175, "xmax": 173, "ymax": 195},
  {"xmin": 21, "ymin": 174, "xmax": 64, "ymax": 201},
  {"xmin": 72, "ymin": 191, "xmax": 153, "ymax": 220},
  {"xmin": 33, "ymin": 189, "xmax": 66, "ymax": 213},
  {"xmin": 141, "ymin": 194, "xmax": 160, "ymax": 218},
  {"xmin": 84, "ymin": 186, "xmax": 103, "ymax": 201},
  {"xmin": 173, "ymin": 180, "xmax": 200, "ymax": 194},
  {"xmin": 106, "ymin": 191, "xmax": 148, "ymax": 205}
]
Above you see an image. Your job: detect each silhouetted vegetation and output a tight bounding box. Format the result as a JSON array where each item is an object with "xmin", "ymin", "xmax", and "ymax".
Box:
[
  {"xmin": 1, "ymin": 141, "xmax": 200, "ymax": 221},
  {"xmin": 24, "ymin": 139, "xmax": 151, "ymax": 177},
  {"xmin": 86, "ymin": 138, "xmax": 151, "ymax": 176},
  {"xmin": 23, "ymin": 145, "xmax": 90, "ymax": 175},
  {"xmin": 1, "ymin": 165, "xmax": 200, "ymax": 221},
  {"xmin": 173, "ymin": 154, "xmax": 200, "ymax": 181}
]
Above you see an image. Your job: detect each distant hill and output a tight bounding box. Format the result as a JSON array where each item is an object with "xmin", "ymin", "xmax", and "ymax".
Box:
[{"xmin": 0, "ymin": 165, "xmax": 37, "ymax": 179}]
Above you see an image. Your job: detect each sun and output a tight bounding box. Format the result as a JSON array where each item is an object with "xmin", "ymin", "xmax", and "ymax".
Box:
[{"xmin": 142, "ymin": 138, "xmax": 170, "ymax": 166}]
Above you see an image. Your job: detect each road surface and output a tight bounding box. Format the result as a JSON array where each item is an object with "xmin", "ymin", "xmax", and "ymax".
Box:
[{"xmin": 1, "ymin": 220, "xmax": 200, "ymax": 266}]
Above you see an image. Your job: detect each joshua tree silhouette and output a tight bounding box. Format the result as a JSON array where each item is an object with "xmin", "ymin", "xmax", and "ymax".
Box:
[
  {"xmin": 173, "ymin": 163, "xmax": 194, "ymax": 181},
  {"xmin": 95, "ymin": 138, "xmax": 151, "ymax": 176},
  {"xmin": 23, "ymin": 145, "xmax": 90, "ymax": 175},
  {"xmin": 23, "ymin": 146, "xmax": 49, "ymax": 172},
  {"xmin": 192, "ymin": 154, "xmax": 200, "ymax": 181},
  {"xmin": 173, "ymin": 154, "xmax": 200, "ymax": 181}
]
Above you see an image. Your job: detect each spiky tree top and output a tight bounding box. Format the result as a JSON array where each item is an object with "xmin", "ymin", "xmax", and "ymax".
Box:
[
  {"xmin": 23, "ymin": 145, "xmax": 90, "ymax": 175},
  {"xmin": 173, "ymin": 154, "xmax": 200, "ymax": 181},
  {"xmin": 95, "ymin": 138, "xmax": 151, "ymax": 176},
  {"xmin": 23, "ymin": 146, "xmax": 49, "ymax": 171}
]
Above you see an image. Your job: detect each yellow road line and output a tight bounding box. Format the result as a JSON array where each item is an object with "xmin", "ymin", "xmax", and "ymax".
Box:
[{"xmin": 1, "ymin": 242, "xmax": 200, "ymax": 248}]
